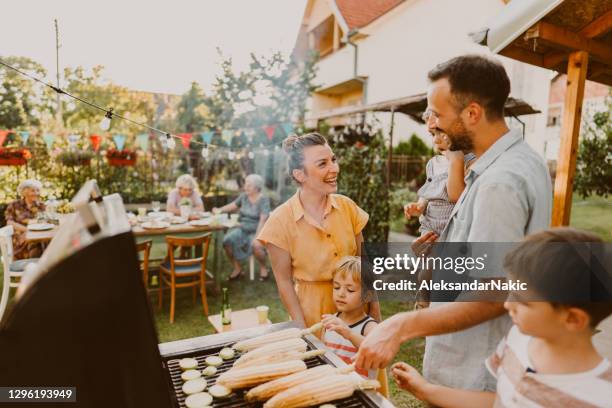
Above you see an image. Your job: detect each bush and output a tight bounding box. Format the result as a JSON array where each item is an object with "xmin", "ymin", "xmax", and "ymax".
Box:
[{"xmin": 389, "ymin": 187, "xmax": 420, "ymax": 236}]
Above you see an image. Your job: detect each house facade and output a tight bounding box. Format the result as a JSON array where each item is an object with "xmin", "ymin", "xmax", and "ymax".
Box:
[{"xmin": 293, "ymin": 0, "xmax": 554, "ymax": 156}]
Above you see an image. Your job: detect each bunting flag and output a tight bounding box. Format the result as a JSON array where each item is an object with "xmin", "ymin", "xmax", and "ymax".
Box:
[
  {"xmin": 0, "ymin": 130, "xmax": 8, "ymax": 147},
  {"xmin": 20, "ymin": 131, "xmax": 30, "ymax": 145},
  {"xmin": 244, "ymin": 128, "xmax": 256, "ymax": 141},
  {"xmin": 178, "ymin": 133, "xmax": 193, "ymax": 149},
  {"xmin": 68, "ymin": 134, "xmax": 81, "ymax": 148},
  {"xmin": 221, "ymin": 129, "xmax": 233, "ymax": 144},
  {"xmin": 43, "ymin": 133, "xmax": 55, "ymax": 150},
  {"xmin": 90, "ymin": 134, "xmax": 102, "ymax": 151},
  {"xmin": 136, "ymin": 133, "xmax": 149, "ymax": 151},
  {"xmin": 201, "ymin": 131, "xmax": 214, "ymax": 144},
  {"xmin": 263, "ymin": 125, "xmax": 277, "ymax": 141},
  {"xmin": 281, "ymin": 123, "xmax": 294, "ymax": 135},
  {"xmin": 113, "ymin": 134, "xmax": 126, "ymax": 150}
]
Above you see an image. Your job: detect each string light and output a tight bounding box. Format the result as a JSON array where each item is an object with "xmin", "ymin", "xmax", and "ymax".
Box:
[
  {"xmin": 100, "ymin": 109, "xmax": 113, "ymax": 131},
  {"xmin": 263, "ymin": 149, "xmax": 269, "ymax": 156},
  {"xmin": 166, "ymin": 133, "xmax": 176, "ymax": 149},
  {"xmin": 248, "ymin": 151, "xmax": 255, "ymax": 159},
  {"xmin": 228, "ymin": 151, "xmax": 236, "ymax": 160},
  {"xmin": 201, "ymin": 145, "xmax": 210, "ymax": 158}
]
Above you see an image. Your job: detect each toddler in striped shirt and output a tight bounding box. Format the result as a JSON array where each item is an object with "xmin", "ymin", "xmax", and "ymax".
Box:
[{"xmin": 322, "ymin": 256, "xmax": 378, "ymax": 379}]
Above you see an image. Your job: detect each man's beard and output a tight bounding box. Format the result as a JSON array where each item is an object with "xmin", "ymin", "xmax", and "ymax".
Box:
[{"xmin": 437, "ymin": 117, "xmax": 474, "ymax": 152}]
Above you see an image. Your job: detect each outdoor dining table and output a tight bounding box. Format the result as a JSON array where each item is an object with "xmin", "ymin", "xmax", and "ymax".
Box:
[{"xmin": 25, "ymin": 217, "xmax": 231, "ymax": 292}]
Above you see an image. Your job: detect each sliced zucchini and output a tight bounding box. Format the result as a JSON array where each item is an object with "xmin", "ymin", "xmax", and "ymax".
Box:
[
  {"xmin": 182, "ymin": 378, "xmax": 207, "ymax": 395},
  {"xmin": 219, "ymin": 347, "xmax": 235, "ymax": 360},
  {"xmin": 184, "ymin": 392, "xmax": 213, "ymax": 408},
  {"xmin": 209, "ymin": 384, "xmax": 232, "ymax": 398},
  {"xmin": 202, "ymin": 366, "xmax": 218, "ymax": 377},
  {"xmin": 205, "ymin": 355, "xmax": 223, "ymax": 367},
  {"xmin": 179, "ymin": 358, "xmax": 199, "ymax": 371},
  {"xmin": 320, "ymin": 405, "xmax": 337, "ymax": 408},
  {"xmin": 181, "ymin": 369, "xmax": 202, "ymax": 382}
]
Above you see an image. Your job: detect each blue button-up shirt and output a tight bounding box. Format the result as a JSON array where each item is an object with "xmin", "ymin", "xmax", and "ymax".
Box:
[{"xmin": 424, "ymin": 128, "xmax": 552, "ymax": 391}]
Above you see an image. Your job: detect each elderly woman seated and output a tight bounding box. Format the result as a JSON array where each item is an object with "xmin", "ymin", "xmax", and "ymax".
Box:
[
  {"xmin": 166, "ymin": 174, "xmax": 204, "ymax": 219},
  {"xmin": 4, "ymin": 179, "xmax": 46, "ymax": 260},
  {"xmin": 213, "ymin": 174, "xmax": 271, "ymax": 281}
]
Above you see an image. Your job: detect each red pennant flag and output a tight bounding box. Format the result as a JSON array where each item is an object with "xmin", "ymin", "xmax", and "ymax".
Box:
[
  {"xmin": 90, "ymin": 134, "xmax": 102, "ymax": 151},
  {"xmin": 263, "ymin": 125, "xmax": 277, "ymax": 141},
  {"xmin": 0, "ymin": 130, "xmax": 9, "ymax": 147},
  {"xmin": 178, "ymin": 133, "xmax": 193, "ymax": 149}
]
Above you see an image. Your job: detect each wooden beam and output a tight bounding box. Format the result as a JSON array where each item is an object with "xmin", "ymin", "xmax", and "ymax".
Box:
[
  {"xmin": 579, "ymin": 9, "xmax": 612, "ymax": 39},
  {"xmin": 526, "ymin": 21, "xmax": 612, "ymax": 64},
  {"xmin": 499, "ymin": 45, "xmax": 544, "ymax": 67},
  {"xmin": 552, "ymin": 51, "xmax": 589, "ymax": 226}
]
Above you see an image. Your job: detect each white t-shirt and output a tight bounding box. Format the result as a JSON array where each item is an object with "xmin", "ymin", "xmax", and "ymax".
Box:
[{"xmin": 486, "ymin": 325, "xmax": 612, "ymax": 407}]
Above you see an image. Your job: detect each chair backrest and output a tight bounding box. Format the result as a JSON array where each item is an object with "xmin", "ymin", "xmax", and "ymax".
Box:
[
  {"xmin": 0, "ymin": 225, "xmax": 15, "ymax": 273},
  {"xmin": 165, "ymin": 234, "xmax": 211, "ymax": 271},
  {"xmin": 136, "ymin": 240, "xmax": 152, "ymax": 257}
]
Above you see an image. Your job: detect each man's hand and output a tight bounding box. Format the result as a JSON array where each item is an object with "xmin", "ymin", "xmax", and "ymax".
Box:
[
  {"xmin": 391, "ymin": 362, "xmax": 433, "ymax": 401},
  {"xmin": 321, "ymin": 314, "xmax": 350, "ymax": 338},
  {"xmin": 354, "ymin": 315, "xmax": 403, "ymax": 370}
]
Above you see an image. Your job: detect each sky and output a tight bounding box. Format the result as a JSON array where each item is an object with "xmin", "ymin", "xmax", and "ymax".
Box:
[{"xmin": 1, "ymin": 0, "xmax": 307, "ymax": 95}]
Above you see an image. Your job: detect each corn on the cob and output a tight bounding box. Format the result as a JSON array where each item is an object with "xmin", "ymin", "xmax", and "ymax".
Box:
[
  {"xmin": 233, "ymin": 338, "xmax": 307, "ymax": 367},
  {"xmin": 232, "ymin": 323, "xmax": 322, "ymax": 352},
  {"xmin": 216, "ymin": 360, "xmax": 307, "ymax": 390},
  {"xmin": 263, "ymin": 375, "xmax": 379, "ymax": 408},
  {"xmin": 237, "ymin": 349, "xmax": 325, "ymax": 368},
  {"xmin": 245, "ymin": 364, "xmax": 355, "ymax": 402}
]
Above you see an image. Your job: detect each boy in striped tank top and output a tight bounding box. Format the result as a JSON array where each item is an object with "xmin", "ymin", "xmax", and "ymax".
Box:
[
  {"xmin": 390, "ymin": 228, "xmax": 612, "ymax": 407},
  {"xmin": 322, "ymin": 256, "xmax": 378, "ymax": 379}
]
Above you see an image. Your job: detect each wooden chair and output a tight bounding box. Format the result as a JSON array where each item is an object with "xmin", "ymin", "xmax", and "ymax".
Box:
[
  {"xmin": 158, "ymin": 234, "xmax": 211, "ymax": 323},
  {"xmin": 136, "ymin": 240, "xmax": 152, "ymax": 288},
  {"xmin": 0, "ymin": 226, "xmax": 39, "ymax": 321}
]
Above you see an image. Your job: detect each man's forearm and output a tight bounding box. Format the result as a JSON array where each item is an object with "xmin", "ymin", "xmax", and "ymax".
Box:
[{"xmin": 397, "ymin": 302, "xmax": 506, "ymax": 341}]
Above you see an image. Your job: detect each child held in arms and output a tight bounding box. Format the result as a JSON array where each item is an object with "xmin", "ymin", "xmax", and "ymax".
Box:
[
  {"xmin": 322, "ymin": 256, "xmax": 379, "ymax": 379},
  {"xmin": 391, "ymin": 227, "xmax": 612, "ymax": 408}
]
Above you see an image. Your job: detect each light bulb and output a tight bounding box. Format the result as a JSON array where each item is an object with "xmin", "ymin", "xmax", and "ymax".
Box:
[
  {"xmin": 100, "ymin": 110, "xmax": 112, "ymax": 131},
  {"xmin": 201, "ymin": 146, "xmax": 210, "ymax": 158},
  {"xmin": 343, "ymin": 127, "xmax": 350, "ymax": 135},
  {"xmin": 263, "ymin": 149, "xmax": 269, "ymax": 156},
  {"xmin": 228, "ymin": 151, "xmax": 236, "ymax": 160},
  {"xmin": 165, "ymin": 134, "xmax": 176, "ymax": 149},
  {"xmin": 248, "ymin": 151, "xmax": 254, "ymax": 159}
]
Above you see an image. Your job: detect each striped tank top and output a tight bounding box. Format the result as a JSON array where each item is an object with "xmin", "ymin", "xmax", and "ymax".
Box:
[{"xmin": 322, "ymin": 313, "xmax": 377, "ymax": 378}]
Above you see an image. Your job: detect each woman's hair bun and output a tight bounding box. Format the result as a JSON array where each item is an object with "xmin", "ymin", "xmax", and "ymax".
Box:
[{"xmin": 282, "ymin": 134, "xmax": 300, "ymax": 153}]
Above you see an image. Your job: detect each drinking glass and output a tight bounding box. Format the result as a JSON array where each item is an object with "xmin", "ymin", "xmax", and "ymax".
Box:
[{"xmin": 152, "ymin": 201, "xmax": 161, "ymax": 213}]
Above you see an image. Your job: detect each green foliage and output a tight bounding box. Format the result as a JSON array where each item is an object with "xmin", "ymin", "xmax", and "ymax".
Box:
[
  {"xmin": 575, "ymin": 97, "xmax": 611, "ymax": 198},
  {"xmin": 176, "ymin": 82, "xmax": 210, "ymax": 133},
  {"xmin": 389, "ymin": 187, "xmax": 420, "ymax": 236},
  {"xmin": 394, "ymin": 134, "xmax": 432, "ymax": 156},
  {"xmin": 56, "ymin": 150, "xmax": 94, "ymax": 166}
]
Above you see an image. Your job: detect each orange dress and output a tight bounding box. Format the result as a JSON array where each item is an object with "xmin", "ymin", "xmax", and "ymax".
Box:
[{"xmin": 257, "ymin": 192, "xmax": 368, "ymax": 329}]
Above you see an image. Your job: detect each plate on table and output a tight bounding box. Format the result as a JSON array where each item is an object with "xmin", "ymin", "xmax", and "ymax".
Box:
[
  {"xmin": 149, "ymin": 211, "xmax": 172, "ymax": 219},
  {"xmin": 141, "ymin": 221, "xmax": 170, "ymax": 230},
  {"xmin": 199, "ymin": 211, "xmax": 212, "ymax": 218},
  {"xmin": 27, "ymin": 223, "xmax": 55, "ymax": 231},
  {"xmin": 169, "ymin": 216, "xmax": 187, "ymax": 224},
  {"xmin": 189, "ymin": 219, "xmax": 212, "ymax": 227}
]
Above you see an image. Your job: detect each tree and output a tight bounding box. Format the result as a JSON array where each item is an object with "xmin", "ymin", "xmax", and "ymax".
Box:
[
  {"xmin": 177, "ymin": 82, "xmax": 210, "ymax": 132},
  {"xmin": 0, "ymin": 56, "xmax": 55, "ymax": 129},
  {"xmin": 574, "ymin": 97, "xmax": 611, "ymax": 198}
]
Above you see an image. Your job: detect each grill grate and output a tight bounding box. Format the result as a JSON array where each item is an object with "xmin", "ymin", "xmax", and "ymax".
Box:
[{"xmin": 163, "ymin": 338, "xmax": 379, "ymax": 408}]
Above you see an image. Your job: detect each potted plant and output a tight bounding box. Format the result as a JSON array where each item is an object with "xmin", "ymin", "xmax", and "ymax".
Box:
[
  {"xmin": 106, "ymin": 148, "xmax": 137, "ymax": 167},
  {"xmin": 56, "ymin": 150, "xmax": 93, "ymax": 166},
  {"xmin": 179, "ymin": 197, "xmax": 192, "ymax": 219},
  {"xmin": 0, "ymin": 148, "xmax": 31, "ymax": 166}
]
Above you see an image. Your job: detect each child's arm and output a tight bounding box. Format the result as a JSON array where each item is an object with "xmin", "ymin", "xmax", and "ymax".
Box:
[
  {"xmin": 321, "ymin": 315, "xmax": 376, "ymax": 348},
  {"xmin": 443, "ymin": 150, "xmax": 467, "ymax": 203},
  {"xmin": 392, "ymin": 362, "xmax": 495, "ymax": 408},
  {"xmin": 404, "ymin": 198, "xmax": 428, "ymax": 218}
]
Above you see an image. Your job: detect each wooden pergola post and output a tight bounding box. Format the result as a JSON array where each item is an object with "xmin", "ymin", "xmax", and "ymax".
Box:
[{"xmin": 551, "ymin": 50, "xmax": 589, "ymax": 226}]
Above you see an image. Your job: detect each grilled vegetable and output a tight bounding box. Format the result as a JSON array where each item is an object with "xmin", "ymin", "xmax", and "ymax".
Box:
[
  {"xmin": 232, "ymin": 323, "xmax": 322, "ymax": 352},
  {"xmin": 182, "ymin": 378, "xmax": 208, "ymax": 395},
  {"xmin": 216, "ymin": 360, "xmax": 307, "ymax": 389},
  {"xmin": 209, "ymin": 384, "xmax": 232, "ymax": 398},
  {"xmin": 245, "ymin": 364, "xmax": 354, "ymax": 402},
  {"xmin": 263, "ymin": 375, "xmax": 379, "ymax": 408},
  {"xmin": 181, "ymin": 369, "xmax": 202, "ymax": 382},
  {"xmin": 205, "ymin": 356, "xmax": 223, "ymax": 367},
  {"xmin": 320, "ymin": 405, "xmax": 336, "ymax": 408},
  {"xmin": 220, "ymin": 347, "xmax": 235, "ymax": 360},
  {"xmin": 179, "ymin": 358, "xmax": 198, "ymax": 371},
  {"xmin": 184, "ymin": 392, "xmax": 213, "ymax": 408},
  {"xmin": 238, "ymin": 349, "xmax": 325, "ymax": 368},
  {"xmin": 202, "ymin": 366, "xmax": 217, "ymax": 377},
  {"xmin": 234, "ymin": 338, "xmax": 307, "ymax": 367}
]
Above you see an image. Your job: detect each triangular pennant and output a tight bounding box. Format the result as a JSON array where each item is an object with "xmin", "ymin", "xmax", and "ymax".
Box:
[
  {"xmin": 201, "ymin": 131, "xmax": 214, "ymax": 144},
  {"xmin": 112, "ymin": 134, "xmax": 126, "ymax": 150},
  {"xmin": 281, "ymin": 123, "xmax": 294, "ymax": 135},
  {"xmin": 263, "ymin": 125, "xmax": 277, "ymax": 140},
  {"xmin": 221, "ymin": 129, "xmax": 233, "ymax": 144},
  {"xmin": 90, "ymin": 134, "xmax": 102, "ymax": 151},
  {"xmin": 19, "ymin": 131, "xmax": 30, "ymax": 145},
  {"xmin": 136, "ymin": 133, "xmax": 149, "ymax": 151},
  {"xmin": 178, "ymin": 133, "xmax": 193, "ymax": 149},
  {"xmin": 43, "ymin": 133, "xmax": 55, "ymax": 150},
  {"xmin": 0, "ymin": 130, "xmax": 8, "ymax": 147},
  {"xmin": 68, "ymin": 134, "xmax": 81, "ymax": 147}
]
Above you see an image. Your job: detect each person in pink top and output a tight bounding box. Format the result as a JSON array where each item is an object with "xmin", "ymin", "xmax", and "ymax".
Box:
[{"xmin": 166, "ymin": 174, "xmax": 204, "ymax": 217}]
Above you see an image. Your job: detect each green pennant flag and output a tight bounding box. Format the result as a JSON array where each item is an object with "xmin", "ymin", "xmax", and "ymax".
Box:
[{"xmin": 136, "ymin": 133, "xmax": 149, "ymax": 151}]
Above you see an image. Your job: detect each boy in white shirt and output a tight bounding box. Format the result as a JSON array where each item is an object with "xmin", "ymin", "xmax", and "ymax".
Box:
[{"xmin": 390, "ymin": 227, "xmax": 612, "ymax": 407}]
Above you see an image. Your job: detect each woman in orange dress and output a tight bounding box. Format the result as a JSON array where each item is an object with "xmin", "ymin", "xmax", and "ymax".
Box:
[{"xmin": 257, "ymin": 133, "xmax": 381, "ymax": 329}]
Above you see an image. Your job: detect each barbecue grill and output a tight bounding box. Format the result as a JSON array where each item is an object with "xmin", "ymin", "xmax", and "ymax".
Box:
[{"xmin": 159, "ymin": 322, "xmax": 395, "ymax": 408}]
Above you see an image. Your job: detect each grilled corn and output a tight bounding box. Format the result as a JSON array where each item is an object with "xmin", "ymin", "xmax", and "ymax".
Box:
[
  {"xmin": 233, "ymin": 338, "xmax": 307, "ymax": 367},
  {"xmin": 216, "ymin": 360, "xmax": 307, "ymax": 389},
  {"xmin": 237, "ymin": 349, "xmax": 325, "ymax": 368},
  {"xmin": 232, "ymin": 323, "xmax": 322, "ymax": 352}
]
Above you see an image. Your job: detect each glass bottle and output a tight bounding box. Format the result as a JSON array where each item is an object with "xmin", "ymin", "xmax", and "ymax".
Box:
[{"xmin": 221, "ymin": 287, "xmax": 232, "ymax": 325}]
